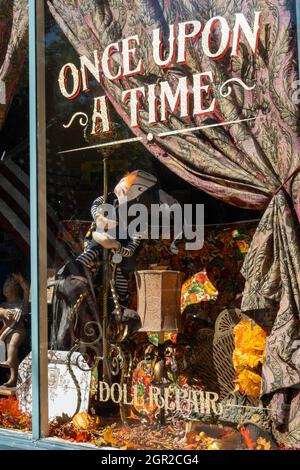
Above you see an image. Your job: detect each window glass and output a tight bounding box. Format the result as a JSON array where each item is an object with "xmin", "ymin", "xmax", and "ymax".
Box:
[
  {"xmin": 41, "ymin": 0, "xmax": 290, "ymax": 452},
  {"xmin": 0, "ymin": 14, "xmax": 31, "ymax": 432}
]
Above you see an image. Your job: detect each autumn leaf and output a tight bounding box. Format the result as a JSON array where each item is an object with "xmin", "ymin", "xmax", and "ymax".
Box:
[
  {"xmin": 256, "ymin": 437, "xmax": 271, "ymax": 450},
  {"xmin": 124, "ymin": 442, "xmax": 142, "ymax": 450},
  {"xmin": 0, "ymin": 397, "xmax": 31, "ymax": 431},
  {"xmin": 235, "ymin": 369, "xmax": 262, "ymax": 397},
  {"xmin": 186, "ymin": 431, "xmax": 197, "ymax": 444},
  {"xmin": 239, "ymin": 426, "xmax": 255, "ymax": 450},
  {"xmin": 103, "ymin": 426, "xmax": 118, "ymax": 447},
  {"xmin": 75, "ymin": 431, "xmax": 90, "ymax": 443},
  {"xmin": 183, "ymin": 443, "xmax": 198, "ymax": 450}
]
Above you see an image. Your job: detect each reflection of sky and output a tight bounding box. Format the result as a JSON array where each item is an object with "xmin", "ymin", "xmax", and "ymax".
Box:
[
  {"xmin": 45, "ymin": 30, "xmax": 60, "ymax": 45},
  {"xmin": 45, "ymin": 18, "xmax": 103, "ymax": 107},
  {"xmin": 43, "ymin": 7, "xmax": 151, "ymax": 217}
]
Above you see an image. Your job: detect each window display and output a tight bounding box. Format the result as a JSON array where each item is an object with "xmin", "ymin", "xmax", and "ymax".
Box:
[
  {"xmin": 0, "ymin": 1, "xmax": 31, "ymax": 434},
  {"xmin": 41, "ymin": 0, "xmax": 300, "ymax": 450}
]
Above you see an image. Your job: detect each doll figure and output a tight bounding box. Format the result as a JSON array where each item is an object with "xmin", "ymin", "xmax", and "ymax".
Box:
[
  {"xmin": 76, "ymin": 170, "xmax": 158, "ymax": 304},
  {"xmin": 52, "ymin": 170, "xmax": 178, "ymax": 348},
  {"xmin": 0, "ymin": 273, "xmax": 29, "ymax": 387}
]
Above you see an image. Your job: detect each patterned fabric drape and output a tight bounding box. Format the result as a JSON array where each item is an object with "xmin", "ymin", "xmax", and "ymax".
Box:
[
  {"xmin": 48, "ymin": 0, "xmax": 300, "ymax": 427},
  {"xmin": 0, "ymin": 0, "xmax": 28, "ymax": 130}
]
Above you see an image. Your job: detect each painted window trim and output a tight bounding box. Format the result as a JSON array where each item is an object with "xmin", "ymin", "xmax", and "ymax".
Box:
[{"xmin": 29, "ymin": 0, "xmax": 48, "ymax": 441}]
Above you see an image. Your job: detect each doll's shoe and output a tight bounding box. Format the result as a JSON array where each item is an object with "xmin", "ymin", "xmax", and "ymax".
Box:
[
  {"xmin": 111, "ymin": 308, "xmax": 141, "ymax": 336},
  {"xmin": 121, "ymin": 309, "xmax": 141, "ymax": 335}
]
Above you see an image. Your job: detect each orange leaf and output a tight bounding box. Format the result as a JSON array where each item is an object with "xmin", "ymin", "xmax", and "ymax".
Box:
[
  {"xmin": 183, "ymin": 443, "xmax": 198, "ymax": 450},
  {"xmin": 103, "ymin": 427, "xmax": 118, "ymax": 447},
  {"xmin": 186, "ymin": 431, "xmax": 197, "ymax": 444},
  {"xmin": 240, "ymin": 426, "xmax": 255, "ymax": 449}
]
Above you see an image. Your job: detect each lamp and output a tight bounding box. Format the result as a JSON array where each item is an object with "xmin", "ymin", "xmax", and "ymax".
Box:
[
  {"xmin": 135, "ymin": 269, "xmax": 182, "ymax": 425},
  {"xmin": 135, "ymin": 270, "xmax": 182, "ymax": 333}
]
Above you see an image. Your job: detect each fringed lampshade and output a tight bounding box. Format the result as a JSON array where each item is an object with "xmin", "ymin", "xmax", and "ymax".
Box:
[{"xmin": 135, "ymin": 270, "xmax": 182, "ymax": 333}]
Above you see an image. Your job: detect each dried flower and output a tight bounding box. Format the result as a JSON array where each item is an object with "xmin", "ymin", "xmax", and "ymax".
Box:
[
  {"xmin": 233, "ymin": 321, "xmax": 266, "ymax": 398},
  {"xmin": 256, "ymin": 437, "xmax": 271, "ymax": 450}
]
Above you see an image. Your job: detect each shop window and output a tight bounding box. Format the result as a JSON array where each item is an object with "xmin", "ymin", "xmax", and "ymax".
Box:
[{"xmin": 35, "ymin": 3, "xmax": 275, "ymax": 451}]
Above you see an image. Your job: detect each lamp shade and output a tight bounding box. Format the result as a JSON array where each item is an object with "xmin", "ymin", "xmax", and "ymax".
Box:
[{"xmin": 135, "ymin": 270, "xmax": 182, "ymax": 333}]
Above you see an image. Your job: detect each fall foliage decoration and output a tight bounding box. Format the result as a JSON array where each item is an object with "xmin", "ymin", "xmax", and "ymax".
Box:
[
  {"xmin": 232, "ymin": 320, "xmax": 267, "ymax": 397},
  {"xmin": 0, "ymin": 396, "xmax": 273, "ymax": 450},
  {"xmin": 239, "ymin": 426, "xmax": 271, "ymax": 451},
  {"xmin": 256, "ymin": 437, "xmax": 271, "ymax": 450},
  {"xmin": 72, "ymin": 411, "xmax": 101, "ymax": 431},
  {"xmin": 0, "ymin": 396, "xmax": 31, "ymax": 431},
  {"xmin": 239, "ymin": 425, "xmax": 255, "ymax": 449},
  {"xmin": 184, "ymin": 430, "xmax": 222, "ymax": 450}
]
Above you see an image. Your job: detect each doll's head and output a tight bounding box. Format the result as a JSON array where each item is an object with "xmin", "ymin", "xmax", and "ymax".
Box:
[
  {"xmin": 114, "ymin": 171, "xmax": 138, "ymax": 203},
  {"xmin": 2, "ymin": 275, "xmax": 22, "ymax": 301},
  {"xmin": 95, "ymin": 170, "xmax": 158, "ymax": 234},
  {"xmin": 114, "ymin": 170, "xmax": 157, "ymax": 204}
]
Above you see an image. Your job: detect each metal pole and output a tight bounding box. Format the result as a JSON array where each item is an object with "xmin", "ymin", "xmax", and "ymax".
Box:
[
  {"xmin": 102, "ymin": 155, "xmax": 110, "ymax": 381},
  {"xmin": 29, "ymin": 0, "xmax": 48, "ymax": 438}
]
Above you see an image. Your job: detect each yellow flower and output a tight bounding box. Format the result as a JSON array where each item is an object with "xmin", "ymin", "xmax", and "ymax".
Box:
[
  {"xmin": 103, "ymin": 426, "xmax": 118, "ymax": 446},
  {"xmin": 207, "ymin": 440, "xmax": 222, "ymax": 450},
  {"xmin": 235, "ymin": 369, "xmax": 262, "ymax": 397},
  {"xmin": 256, "ymin": 437, "xmax": 271, "ymax": 450},
  {"xmin": 233, "ymin": 350, "xmax": 264, "ymax": 371},
  {"xmin": 251, "ymin": 414, "xmax": 260, "ymax": 424},
  {"xmin": 234, "ymin": 321, "xmax": 266, "ymax": 348},
  {"xmin": 233, "ymin": 321, "xmax": 266, "ymax": 372}
]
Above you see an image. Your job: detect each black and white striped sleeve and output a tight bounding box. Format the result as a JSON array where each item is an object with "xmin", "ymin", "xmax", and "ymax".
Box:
[
  {"xmin": 91, "ymin": 195, "xmax": 105, "ymax": 221},
  {"xmin": 115, "ymin": 235, "xmax": 142, "ymax": 257},
  {"xmin": 76, "ymin": 244, "xmax": 102, "ymax": 269}
]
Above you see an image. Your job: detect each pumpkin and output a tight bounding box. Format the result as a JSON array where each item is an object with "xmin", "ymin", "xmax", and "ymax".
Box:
[{"xmin": 72, "ymin": 412, "xmax": 101, "ymax": 430}]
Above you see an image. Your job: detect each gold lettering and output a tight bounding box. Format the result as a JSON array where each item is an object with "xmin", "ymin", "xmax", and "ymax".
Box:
[
  {"xmin": 123, "ymin": 384, "xmax": 133, "ymax": 405},
  {"xmin": 150, "ymin": 386, "xmax": 165, "ymax": 409},
  {"xmin": 99, "ymin": 381, "xmax": 110, "ymax": 402},
  {"xmin": 164, "ymin": 386, "xmax": 173, "ymax": 411},
  {"xmin": 188, "ymin": 389, "xmax": 200, "ymax": 414},
  {"xmin": 199, "ymin": 391, "xmax": 206, "ymax": 414},
  {"xmin": 205, "ymin": 391, "xmax": 221, "ymax": 415},
  {"xmin": 111, "ymin": 383, "xmax": 122, "ymax": 404},
  {"xmin": 132, "ymin": 385, "xmax": 140, "ymax": 407}
]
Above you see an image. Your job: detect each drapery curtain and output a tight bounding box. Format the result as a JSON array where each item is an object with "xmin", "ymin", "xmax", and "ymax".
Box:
[
  {"xmin": 48, "ymin": 0, "xmax": 300, "ymax": 430},
  {"xmin": 0, "ymin": 0, "xmax": 28, "ymax": 130}
]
